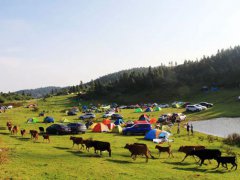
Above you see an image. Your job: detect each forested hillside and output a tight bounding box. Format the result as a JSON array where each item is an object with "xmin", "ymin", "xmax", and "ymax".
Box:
[{"xmin": 75, "ymin": 46, "xmax": 240, "ymax": 102}]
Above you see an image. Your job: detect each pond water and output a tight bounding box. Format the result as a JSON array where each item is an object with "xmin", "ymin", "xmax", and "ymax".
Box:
[{"xmin": 191, "ymin": 117, "xmax": 240, "ymax": 137}]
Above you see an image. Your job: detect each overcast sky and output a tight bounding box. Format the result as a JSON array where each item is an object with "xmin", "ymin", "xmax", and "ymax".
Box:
[{"xmin": 1, "ymin": 0, "xmax": 240, "ymax": 92}]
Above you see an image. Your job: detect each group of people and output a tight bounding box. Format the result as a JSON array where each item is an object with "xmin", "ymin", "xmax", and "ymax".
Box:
[{"xmin": 177, "ymin": 122, "xmax": 193, "ymax": 135}]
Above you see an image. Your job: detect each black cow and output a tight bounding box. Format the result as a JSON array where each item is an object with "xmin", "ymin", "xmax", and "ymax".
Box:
[
  {"xmin": 91, "ymin": 141, "xmax": 111, "ymax": 157},
  {"xmin": 189, "ymin": 149, "xmax": 221, "ymax": 166},
  {"xmin": 215, "ymin": 156, "xmax": 237, "ymax": 170}
]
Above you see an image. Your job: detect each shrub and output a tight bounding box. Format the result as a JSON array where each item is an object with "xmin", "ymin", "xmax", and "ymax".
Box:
[
  {"xmin": 207, "ymin": 135, "xmax": 214, "ymax": 143},
  {"xmin": 223, "ymin": 133, "xmax": 240, "ymax": 146}
]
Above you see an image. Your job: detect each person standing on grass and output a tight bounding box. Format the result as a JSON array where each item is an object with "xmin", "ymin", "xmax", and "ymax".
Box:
[
  {"xmin": 177, "ymin": 122, "xmax": 180, "ymax": 134},
  {"xmin": 187, "ymin": 123, "xmax": 190, "ymax": 135},
  {"xmin": 190, "ymin": 124, "xmax": 194, "ymax": 135}
]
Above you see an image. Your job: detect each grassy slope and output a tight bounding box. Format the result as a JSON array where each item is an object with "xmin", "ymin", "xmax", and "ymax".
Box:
[{"xmin": 0, "ymin": 90, "xmax": 240, "ymax": 180}]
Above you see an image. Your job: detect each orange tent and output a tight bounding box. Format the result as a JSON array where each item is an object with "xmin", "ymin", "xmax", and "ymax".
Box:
[
  {"xmin": 150, "ymin": 118, "xmax": 157, "ymax": 124},
  {"xmin": 92, "ymin": 123, "xmax": 109, "ymax": 132},
  {"xmin": 102, "ymin": 119, "xmax": 111, "ymax": 125}
]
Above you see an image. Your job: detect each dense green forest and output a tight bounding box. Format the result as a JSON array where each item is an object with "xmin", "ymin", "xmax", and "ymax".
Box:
[
  {"xmin": 0, "ymin": 92, "xmax": 32, "ymax": 103},
  {"xmin": 62, "ymin": 46, "xmax": 240, "ymax": 102}
]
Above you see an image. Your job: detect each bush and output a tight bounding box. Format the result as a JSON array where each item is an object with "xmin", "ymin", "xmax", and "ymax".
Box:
[{"xmin": 223, "ymin": 133, "xmax": 240, "ymax": 146}]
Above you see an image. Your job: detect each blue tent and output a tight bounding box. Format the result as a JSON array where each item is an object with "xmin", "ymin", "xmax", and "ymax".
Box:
[
  {"xmin": 145, "ymin": 107, "xmax": 152, "ymax": 112},
  {"xmin": 114, "ymin": 119, "xmax": 124, "ymax": 125},
  {"xmin": 144, "ymin": 129, "xmax": 161, "ymax": 140},
  {"xmin": 44, "ymin": 116, "xmax": 54, "ymax": 123}
]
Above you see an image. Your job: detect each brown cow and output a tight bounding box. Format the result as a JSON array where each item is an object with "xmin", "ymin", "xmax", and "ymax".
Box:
[
  {"xmin": 20, "ymin": 129, "xmax": 26, "ymax": 137},
  {"xmin": 30, "ymin": 130, "xmax": 38, "ymax": 140},
  {"xmin": 124, "ymin": 143, "xmax": 153, "ymax": 162},
  {"xmin": 42, "ymin": 134, "xmax": 50, "ymax": 143},
  {"xmin": 6, "ymin": 121, "xmax": 12, "ymax": 132},
  {"xmin": 178, "ymin": 145, "xmax": 205, "ymax": 162},
  {"xmin": 83, "ymin": 139, "xmax": 94, "ymax": 152},
  {"xmin": 32, "ymin": 132, "xmax": 39, "ymax": 142},
  {"xmin": 11, "ymin": 125, "xmax": 18, "ymax": 135},
  {"xmin": 155, "ymin": 145, "xmax": 174, "ymax": 158}
]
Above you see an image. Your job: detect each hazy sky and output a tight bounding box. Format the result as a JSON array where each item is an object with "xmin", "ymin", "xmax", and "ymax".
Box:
[{"xmin": 1, "ymin": 0, "xmax": 240, "ymax": 92}]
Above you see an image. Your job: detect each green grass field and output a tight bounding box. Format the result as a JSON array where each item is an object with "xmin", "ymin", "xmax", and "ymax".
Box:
[{"xmin": 1, "ymin": 90, "xmax": 240, "ymax": 180}]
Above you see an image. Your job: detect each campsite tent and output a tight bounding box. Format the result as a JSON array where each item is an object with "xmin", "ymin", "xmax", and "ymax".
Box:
[
  {"xmin": 114, "ymin": 119, "xmax": 124, "ymax": 125},
  {"xmin": 154, "ymin": 107, "xmax": 162, "ymax": 111},
  {"xmin": 59, "ymin": 118, "xmax": 70, "ymax": 123},
  {"xmin": 43, "ymin": 116, "xmax": 54, "ymax": 123},
  {"xmin": 111, "ymin": 125, "xmax": 122, "ymax": 133},
  {"xmin": 150, "ymin": 118, "xmax": 157, "ymax": 124},
  {"xmin": 92, "ymin": 123, "xmax": 109, "ymax": 132},
  {"xmin": 139, "ymin": 114, "xmax": 150, "ymax": 121},
  {"xmin": 159, "ymin": 131, "xmax": 171, "ymax": 139},
  {"xmin": 89, "ymin": 123, "xmax": 97, "ymax": 130},
  {"xmin": 144, "ymin": 129, "xmax": 162, "ymax": 140},
  {"xmin": 100, "ymin": 105, "xmax": 111, "ymax": 112},
  {"xmin": 107, "ymin": 123, "xmax": 115, "ymax": 130},
  {"xmin": 102, "ymin": 119, "xmax": 111, "ymax": 125},
  {"xmin": 134, "ymin": 120, "xmax": 150, "ymax": 124},
  {"xmin": 145, "ymin": 107, "xmax": 153, "ymax": 112},
  {"xmin": 135, "ymin": 108, "xmax": 143, "ymax": 113},
  {"xmin": 27, "ymin": 117, "xmax": 38, "ymax": 123}
]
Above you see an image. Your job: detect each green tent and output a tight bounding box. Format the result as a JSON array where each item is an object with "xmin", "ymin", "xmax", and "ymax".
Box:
[
  {"xmin": 27, "ymin": 117, "xmax": 38, "ymax": 123},
  {"xmin": 154, "ymin": 107, "xmax": 162, "ymax": 111},
  {"xmin": 135, "ymin": 108, "xmax": 143, "ymax": 112},
  {"xmin": 59, "ymin": 118, "xmax": 70, "ymax": 123},
  {"xmin": 111, "ymin": 125, "xmax": 122, "ymax": 133}
]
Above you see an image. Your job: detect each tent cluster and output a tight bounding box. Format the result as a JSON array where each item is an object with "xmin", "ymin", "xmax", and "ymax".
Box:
[
  {"xmin": 135, "ymin": 107, "xmax": 162, "ymax": 113},
  {"xmin": 90, "ymin": 118, "xmax": 125, "ymax": 134}
]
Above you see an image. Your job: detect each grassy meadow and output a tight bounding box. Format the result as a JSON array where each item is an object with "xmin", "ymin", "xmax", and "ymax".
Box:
[{"xmin": 1, "ymin": 90, "xmax": 240, "ymax": 180}]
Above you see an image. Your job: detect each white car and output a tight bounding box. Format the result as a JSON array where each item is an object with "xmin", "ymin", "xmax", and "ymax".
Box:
[
  {"xmin": 159, "ymin": 104, "xmax": 169, "ymax": 108},
  {"xmin": 186, "ymin": 105, "xmax": 202, "ymax": 112},
  {"xmin": 195, "ymin": 104, "xmax": 207, "ymax": 110},
  {"xmin": 102, "ymin": 111, "xmax": 115, "ymax": 118}
]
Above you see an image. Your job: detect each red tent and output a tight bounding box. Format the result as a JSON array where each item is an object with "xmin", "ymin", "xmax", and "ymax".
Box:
[
  {"xmin": 107, "ymin": 123, "xmax": 115, "ymax": 130},
  {"xmin": 92, "ymin": 123, "xmax": 109, "ymax": 132}
]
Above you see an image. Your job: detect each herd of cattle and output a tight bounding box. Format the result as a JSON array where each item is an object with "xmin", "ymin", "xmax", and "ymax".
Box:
[{"xmin": 5, "ymin": 121, "xmax": 238, "ymax": 170}]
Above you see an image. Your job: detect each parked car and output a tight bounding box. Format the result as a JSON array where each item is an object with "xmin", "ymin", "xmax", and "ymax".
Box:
[
  {"xmin": 67, "ymin": 123, "xmax": 86, "ymax": 134},
  {"xmin": 79, "ymin": 113, "xmax": 96, "ymax": 120},
  {"xmin": 102, "ymin": 111, "xmax": 115, "ymax": 118},
  {"xmin": 67, "ymin": 110, "xmax": 77, "ymax": 116},
  {"xmin": 199, "ymin": 102, "xmax": 213, "ymax": 108},
  {"xmin": 122, "ymin": 123, "xmax": 152, "ymax": 135},
  {"xmin": 158, "ymin": 104, "xmax": 169, "ymax": 108},
  {"xmin": 195, "ymin": 104, "xmax": 207, "ymax": 110},
  {"xmin": 186, "ymin": 105, "xmax": 202, "ymax": 112},
  {"xmin": 111, "ymin": 113, "xmax": 123, "ymax": 120},
  {"xmin": 46, "ymin": 124, "xmax": 71, "ymax": 135}
]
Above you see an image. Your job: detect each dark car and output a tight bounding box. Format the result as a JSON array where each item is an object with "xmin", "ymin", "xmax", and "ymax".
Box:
[
  {"xmin": 122, "ymin": 123, "xmax": 152, "ymax": 135},
  {"xmin": 111, "ymin": 113, "xmax": 123, "ymax": 120},
  {"xmin": 200, "ymin": 102, "xmax": 213, "ymax": 108},
  {"xmin": 46, "ymin": 124, "xmax": 71, "ymax": 135},
  {"xmin": 67, "ymin": 123, "xmax": 87, "ymax": 134},
  {"xmin": 67, "ymin": 110, "xmax": 77, "ymax": 116}
]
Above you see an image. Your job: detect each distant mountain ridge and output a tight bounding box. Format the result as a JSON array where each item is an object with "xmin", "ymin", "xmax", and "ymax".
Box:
[{"xmin": 16, "ymin": 86, "xmax": 61, "ymax": 98}]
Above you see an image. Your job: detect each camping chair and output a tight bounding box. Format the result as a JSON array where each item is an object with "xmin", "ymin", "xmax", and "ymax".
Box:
[{"xmin": 39, "ymin": 127, "xmax": 45, "ymax": 134}]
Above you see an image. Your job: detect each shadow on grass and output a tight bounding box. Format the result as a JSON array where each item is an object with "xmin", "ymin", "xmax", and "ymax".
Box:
[
  {"xmin": 164, "ymin": 161, "xmax": 192, "ymax": 166},
  {"xmin": 0, "ymin": 132, "xmax": 10, "ymax": 135},
  {"xmin": 0, "ymin": 127, "xmax": 7, "ymax": 130},
  {"xmin": 67, "ymin": 150, "xmax": 102, "ymax": 158},
  {"xmin": 53, "ymin": 146, "xmax": 71, "ymax": 150},
  {"xmin": 172, "ymin": 167, "xmax": 226, "ymax": 174},
  {"xmin": 105, "ymin": 159, "xmax": 132, "ymax": 164},
  {"xmin": 16, "ymin": 137, "xmax": 31, "ymax": 141}
]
